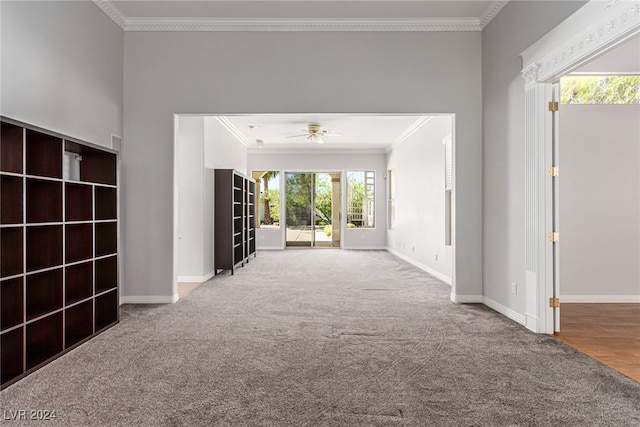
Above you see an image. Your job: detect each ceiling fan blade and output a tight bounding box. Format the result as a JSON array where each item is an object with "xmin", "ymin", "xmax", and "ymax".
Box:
[{"xmin": 286, "ymin": 133, "xmax": 309, "ymax": 138}]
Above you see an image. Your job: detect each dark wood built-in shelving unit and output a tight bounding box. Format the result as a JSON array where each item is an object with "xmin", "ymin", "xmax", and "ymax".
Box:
[
  {"xmin": 0, "ymin": 117, "xmax": 119, "ymax": 389},
  {"xmin": 214, "ymin": 169, "xmax": 256, "ymax": 274}
]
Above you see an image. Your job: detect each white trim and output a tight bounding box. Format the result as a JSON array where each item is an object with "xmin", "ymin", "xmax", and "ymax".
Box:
[
  {"xmin": 560, "ymin": 295, "xmax": 640, "ymax": 303},
  {"xmin": 247, "ymin": 148, "xmax": 386, "ymax": 155},
  {"xmin": 479, "ymin": 1, "xmax": 509, "ymax": 29},
  {"xmin": 216, "ymin": 117, "xmax": 249, "ymax": 147},
  {"xmin": 90, "ymin": 3, "xmax": 487, "ymax": 33},
  {"xmin": 483, "ymin": 296, "xmax": 527, "ymax": 326},
  {"xmin": 120, "ymin": 294, "xmax": 179, "ymax": 304},
  {"xmin": 385, "ymin": 116, "xmax": 433, "ymax": 153},
  {"xmin": 256, "ymin": 246, "xmax": 284, "ymax": 251},
  {"xmin": 521, "ymin": 1, "xmax": 640, "ymax": 83},
  {"xmin": 387, "ymin": 248, "xmax": 452, "ymax": 285},
  {"xmin": 343, "ymin": 246, "xmax": 388, "ymax": 251},
  {"xmin": 177, "ymin": 271, "xmax": 215, "ymax": 284},
  {"xmin": 450, "ymin": 293, "xmax": 483, "ymax": 303},
  {"xmin": 526, "ymin": 315, "xmax": 538, "ymax": 333}
]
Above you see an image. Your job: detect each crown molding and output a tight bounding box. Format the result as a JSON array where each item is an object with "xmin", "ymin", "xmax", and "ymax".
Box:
[
  {"xmin": 93, "ymin": 0, "xmax": 127, "ymax": 28},
  {"xmin": 521, "ymin": 0, "xmax": 640, "ymax": 83},
  {"xmin": 93, "ymin": 1, "xmax": 485, "ymax": 32},
  {"xmin": 247, "ymin": 148, "xmax": 386, "ymax": 155},
  {"xmin": 385, "ymin": 116, "xmax": 433, "ymax": 153},
  {"xmin": 126, "ymin": 18, "xmax": 481, "ymax": 32},
  {"xmin": 479, "ymin": 1, "xmax": 509, "ymax": 29},
  {"xmin": 217, "ymin": 117, "xmax": 249, "ymax": 147}
]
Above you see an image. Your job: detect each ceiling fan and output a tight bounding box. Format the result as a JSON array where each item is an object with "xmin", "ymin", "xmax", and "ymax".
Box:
[{"xmin": 286, "ymin": 123, "xmax": 341, "ymax": 144}]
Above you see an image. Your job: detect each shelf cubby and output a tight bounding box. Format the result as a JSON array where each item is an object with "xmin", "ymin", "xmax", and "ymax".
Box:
[
  {"xmin": 65, "ymin": 182, "xmax": 93, "ymax": 222},
  {"xmin": 26, "ymin": 312, "xmax": 63, "ymax": 370},
  {"xmin": 1, "ymin": 118, "xmax": 119, "ymax": 389},
  {"xmin": 95, "ymin": 186, "xmax": 117, "ymax": 220},
  {"xmin": 1, "ymin": 327, "xmax": 24, "ymax": 385},
  {"xmin": 95, "ymin": 289, "xmax": 118, "ymax": 331},
  {"xmin": 1, "ymin": 277, "xmax": 24, "ymax": 331},
  {"xmin": 1, "ymin": 227, "xmax": 23, "ymax": 278},
  {"xmin": 64, "ymin": 141, "xmax": 117, "ymax": 186},
  {"xmin": 65, "ymin": 223, "xmax": 93, "ymax": 263},
  {"xmin": 1, "ymin": 122, "xmax": 24, "ymax": 174},
  {"xmin": 26, "ymin": 130, "xmax": 62, "ymax": 179},
  {"xmin": 95, "ymin": 255, "xmax": 117, "ymax": 293},
  {"xmin": 26, "ymin": 178, "xmax": 63, "ymax": 223},
  {"xmin": 26, "ymin": 268, "xmax": 63, "ymax": 321},
  {"xmin": 65, "ymin": 300, "xmax": 93, "ymax": 348},
  {"xmin": 65, "ymin": 261, "xmax": 93, "ymax": 305},
  {"xmin": 26, "ymin": 225, "xmax": 63, "ymax": 272},
  {"xmin": 1, "ymin": 175, "xmax": 23, "ymax": 224},
  {"xmin": 95, "ymin": 222, "xmax": 117, "ymax": 257}
]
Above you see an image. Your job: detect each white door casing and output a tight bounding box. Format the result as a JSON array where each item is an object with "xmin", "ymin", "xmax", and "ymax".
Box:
[{"xmin": 520, "ymin": 0, "xmax": 640, "ymax": 333}]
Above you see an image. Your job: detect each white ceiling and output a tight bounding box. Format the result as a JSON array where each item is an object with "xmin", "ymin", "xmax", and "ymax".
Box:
[{"xmin": 217, "ymin": 114, "xmax": 434, "ymax": 152}]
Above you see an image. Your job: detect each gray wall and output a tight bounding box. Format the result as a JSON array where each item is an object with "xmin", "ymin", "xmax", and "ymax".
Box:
[
  {"xmin": 1, "ymin": 1, "xmax": 123, "ymax": 147},
  {"xmin": 124, "ymin": 30, "xmax": 483, "ymax": 300},
  {"xmin": 481, "ymin": 1, "xmax": 587, "ymax": 312},
  {"xmin": 386, "ymin": 116, "xmax": 453, "ymax": 282},
  {"xmin": 559, "ymin": 104, "xmax": 640, "ymax": 300}
]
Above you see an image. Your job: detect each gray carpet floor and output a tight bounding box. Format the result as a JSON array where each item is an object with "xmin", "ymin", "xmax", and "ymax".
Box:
[{"xmin": 1, "ymin": 249, "xmax": 639, "ymax": 426}]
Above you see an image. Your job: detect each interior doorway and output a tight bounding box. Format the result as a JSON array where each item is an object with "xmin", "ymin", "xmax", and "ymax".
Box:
[{"xmin": 285, "ymin": 172, "xmax": 341, "ymax": 248}]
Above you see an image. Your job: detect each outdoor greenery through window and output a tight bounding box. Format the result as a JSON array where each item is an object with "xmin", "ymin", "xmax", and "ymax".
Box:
[
  {"xmin": 347, "ymin": 171, "xmax": 375, "ymax": 228},
  {"xmin": 561, "ymin": 76, "xmax": 640, "ymax": 104},
  {"xmin": 259, "ymin": 171, "xmax": 280, "ymax": 227}
]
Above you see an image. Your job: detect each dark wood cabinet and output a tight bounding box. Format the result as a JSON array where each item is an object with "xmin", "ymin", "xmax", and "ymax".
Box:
[
  {"xmin": 0, "ymin": 117, "xmax": 119, "ymax": 389},
  {"xmin": 214, "ymin": 169, "xmax": 256, "ymax": 274}
]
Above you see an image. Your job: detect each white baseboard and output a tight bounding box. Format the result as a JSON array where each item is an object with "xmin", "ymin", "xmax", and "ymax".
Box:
[
  {"xmin": 343, "ymin": 246, "xmax": 387, "ymax": 250},
  {"xmin": 120, "ymin": 294, "xmax": 178, "ymax": 304},
  {"xmin": 483, "ymin": 296, "xmax": 527, "ymax": 326},
  {"xmin": 559, "ymin": 295, "xmax": 640, "ymax": 303},
  {"xmin": 450, "ymin": 293, "xmax": 483, "ymax": 303},
  {"xmin": 387, "ymin": 248, "xmax": 452, "ymax": 285},
  {"xmin": 177, "ymin": 271, "xmax": 214, "ymax": 283},
  {"xmin": 256, "ymin": 246, "xmax": 284, "ymax": 250}
]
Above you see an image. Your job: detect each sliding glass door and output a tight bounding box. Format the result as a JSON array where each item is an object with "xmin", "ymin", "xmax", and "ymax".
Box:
[{"xmin": 285, "ymin": 172, "xmax": 340, "ymax": 248}]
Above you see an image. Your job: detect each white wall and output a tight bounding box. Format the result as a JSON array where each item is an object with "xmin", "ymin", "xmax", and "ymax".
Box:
[
  {"xmin": 386, "ymin": 116, "xmax": 453, "ymax": 283},
  {"xmin": 1, "ymin": 1, "xmax": 123, "ymax": 147},
  {"xmin": 482, "ymin": 1, "xmax": 587, "ymax": 317},
  {"xmin": 247, "ymin": 151, "xmax": 387, "ymax": 249},
  {"xmin": 204, "ymin": 118, "xmax": 248, "ymax": 173},
  {"xmin": 176, "ymin": 116, "xmax": 248, "ymax": 283},
  {"xmin": 559, "ymin": 104, "xmax": 640, "ymax": 302},
  {"xmin": 124, "ymin": 30, "xmax": 483, "ymax": 301},
  {"xmin": 176, "ymin": 116, "xmax": 207, "ymax": 281}
]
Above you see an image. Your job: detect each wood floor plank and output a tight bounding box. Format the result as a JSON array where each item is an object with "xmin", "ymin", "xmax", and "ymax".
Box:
[{"xmin": 555, "ymin": 303, "xmax": 640, "ymax": 382}]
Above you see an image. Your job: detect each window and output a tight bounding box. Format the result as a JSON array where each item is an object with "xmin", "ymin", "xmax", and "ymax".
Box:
[
  {"xmin": 347, "ymin": 171, "xmax": 375, "ymax": 228},
  {"xmin": 258, "ymin": 171, "xmax": 280, "ymax": 228},
  {"xmin": 561, "ymin": 76, "xmax": 640, "ymax": 104}
]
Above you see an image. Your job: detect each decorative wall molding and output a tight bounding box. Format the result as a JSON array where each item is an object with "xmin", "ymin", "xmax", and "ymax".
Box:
[
  {"xmin": 522, "ymin": 1, "xmax": 640, "ymax": 82},
  {"xmin": 92, "ymin": 0, "xmax": 508, "ymax": 32},
  {"xmin": 177, "ymin": 272, "xmax": 214, "ymax": 284}
]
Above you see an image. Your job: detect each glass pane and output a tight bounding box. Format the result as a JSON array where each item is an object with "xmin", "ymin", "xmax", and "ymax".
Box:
[
  {"xmin": 314, "ymin": 173, "xmax": 335, "ymax": 248},
  {"xmin": 347, "ymin": 171, "xmax": 375, "ymax": 228},
  {"xmin": 285, "ymin": 173, "xmax": 313, "ymax": 246}
]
